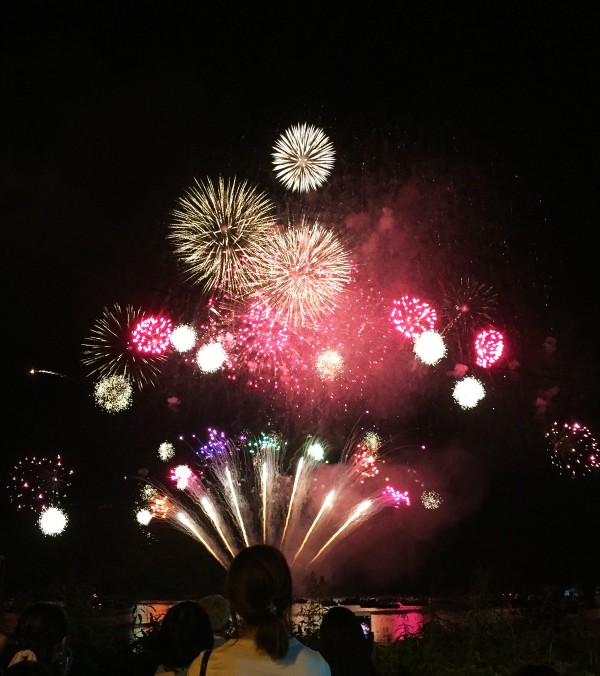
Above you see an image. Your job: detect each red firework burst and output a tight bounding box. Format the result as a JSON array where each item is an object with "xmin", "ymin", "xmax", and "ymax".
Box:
[
  {"xmin": 474, "ymin": 328, "xmax": 505, "ymax": 368},
  {"xmin": 132, "ymin": 316, "xmax": 173, "ymax": 355},
  {"xmin": 390, "ymin": 295, "xmax": 437, "ymax": 338}
]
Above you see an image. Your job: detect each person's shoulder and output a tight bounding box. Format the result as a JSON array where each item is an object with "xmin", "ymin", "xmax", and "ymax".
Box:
[{"xmin": 288, "ymin": 638, "xmax": 331, "ymax": 673}]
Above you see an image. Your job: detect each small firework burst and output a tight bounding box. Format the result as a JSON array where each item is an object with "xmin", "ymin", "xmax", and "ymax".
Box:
[
  {"xmin": 362, "ymin": 431, "xmax": 382, "ymax": 453},
  {"xmin": 195, "ymin": 428, "xmax": 230, "ymax": 460},
  {"xmin": 414, "ymin": 330, "xmax": 447, "ymax": 365},
  {"xmin": 158, "ymin": 442, "xmax": 175, "ymax": 462},
  {"xmin": 196, "ymin": 341, "xmax": 228, "ymax": 373},
  {"xmin": 38, "ymin": 507, "xmax": 68, "ymax": 536},
  {"xmin": 170, "ymin": 177, "xmax": 276, "ymax": 297},
  {"xmin": 170, "ymin": 464, "xmax": 194, "ymax": 490},
  {"xmin": 136, "ymin": 508, "xmax": 153, "ymax": 525},
  {"xmin": 256, "ymin": 219, "xmax": 352, "ymax": 327},
  {"xmin": 82, "ymin": 304, "xmax": 166, "ymax": 388},
  {"xmin": 452, "ymin": 376, "xmax": 485, "ymax": 409},
  {"xmin": 546, "ymin": 421, "xmax": 600, "ymax": 477},
  {"xmin": 390, "ymin": 296, "xmax": 438, "ymax": 339},
  {"xmin": 353, "ymin": 442, "xmax": 381, "ymax": 482},
  {"xmin": 9, "ymin": 454, "xmax": 74, "ymax": 512},
  {"xmin": 306, "ymin": 440, "xmax": 326, "ymax": 461},
  {"xmin": 170, "ymin": 324, "xmax": 198, "ymax": 353},
  {"xmin": 234, "ymin": 301, "xmax": 291, "ymax": 381},
  {"xmin": 94, "ymin": 374, "xmax": 133, "ymax": 413},
  {"xmin": 382, "ymin": 485, "xmax": 410, "ymax": 507},
  {"xmin": 316, "ymin": 349, "xmax": 344, "ymax": 380},
  {"xmin": 474, "ymin": 328, "xmax": 505, "ymax": 368},
  {"xmin": 272, "ymin": 123, "xmax": 335, "ymax": 192},
  {"xmin": 245, "ymin": 431, "xmax": 285, "ymax": 455},
  {"xmin": 132, "ymin": 315, "xmax": 173, "ymax": 355},
  {"xmin": 140, "ymin": 484, "xmax": 159, "ymax": 501},
  {"xmin": 442, "ymin": 276, "xmax": 498, "ymax": 332},
  {"xmin": 421, "ymin": 490, "xmax": 443, "ymax": 509},
  {"xmin": 149, "ymin": 495, "xmax": 172, "ymax": 519}
]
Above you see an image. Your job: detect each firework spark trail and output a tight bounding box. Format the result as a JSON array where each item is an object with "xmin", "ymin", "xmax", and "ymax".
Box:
[
  {"xmin": 280, "ymin": 457, "xmax": 304, "ymax": 548},
  {"xmin": 308, "ymin": 499, "xmax": 373, "ymax": 565},
  {"xmin": 261, "ymin": 461, "xmax": 269, "ymax": 543},
  {"xmin": 292, "ymin": 490, "xmax": 335, "ymax": 565},
  {"xmin": 225, "ymin": 466, "xmax": 250, "ymax": 548},
  {"xmin": 200, "ymin": 496, "xmax": 238, "ymax": 558},
  {"xmin": 176, "ymin": 511, "xmax": 227, "ymax": 567},
  {"xmin": 29, "ymin": 369, "xmax": 66, "ymax": 377}
]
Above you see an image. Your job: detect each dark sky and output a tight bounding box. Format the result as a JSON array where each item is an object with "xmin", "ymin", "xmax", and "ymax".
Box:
[{"xmin": 2, "ymin": 3, "xmax": 599, "ymax": 598}]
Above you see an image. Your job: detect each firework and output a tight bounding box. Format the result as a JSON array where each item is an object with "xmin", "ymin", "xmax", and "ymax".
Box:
[
  {"xmin": 140, "ymin": 484, "xmax": 159, "ymax": 501},
  {"xmin": 195, "ymin": 428, "xmax": 230, "ymax": 460},
  {"xmin": 413, "ymin": 330, "xmax": 447, "ymax": 365},
  {"xmin": 421, "ymin": 490, "xmax": 442, "ymax": 509},
  {"xmin": 9, "ymin": 454, "xmax": 74, "ymax": 512},
  {"xmin": 316, "ymin": 349, "xmax": 344, "ymax": 380},
  {"xmin": 136, "ymin": 508, "xmax": 153, "ymax": 525},
  {"xmin": 131, "ymin": 316, "xmax": 173, "ymax": 355},
  {"xmin": 352, "ymin": 441, "xmax": 382, "ymax": 482},
  {"xmin": 233, "ymin": 301, "xmax": 293, "ymax": 385},
  {"xmin": 196, "ymin": 341, "xmax": 228, "ymax": 373},
  {"xmin": 452, "ymin": 376, "xmax": 485, "ymax": 409},
  {"xmin": 94, "ymin": 374, "xmax": 133, "ymax": 413},
  {"xmin": 272, "ymin": 123, "xmax": 335, "ymax": 192},
  {"xmin": 158, "ymin": 442, "xmax": 175, "ymax": 462},
  {"xmin": 442, "ymin": 277, "xmax": 498, "ymax": 332},
  {"xmin": 38, "ymin": 507, "xmax": 68, "ymax": 536},
  {"xmin": 170, "ymin": 464, "xmax": 194, "ymax": 490},
  {"xmin": 362, "ymin": 431, "xmax": 382, "ymax": 453},
  {"xmin": 306, "ymin": 440, "xmax": 326, "ymax": 461},
  {"xmin": 391, "ymin": 296, "xmax": 438, "ymax": 339},
  {"xmin": 255, "ymin": 219, "xmax": 352, "ymax": 328},
  {"xmin": 170, "ymin": 324, "xmax": 198, "ymax": 353},
  {"xmin": 546, "ymin": 421, "xmax": 600, "ymax": 477},
  {"xmin": 170, "ymin": 177, "xmax": 276, "ymax": 297},
  {"xmin": 142, "ymin": 430, "xmax": 392, "ymax": 569},
  {"xmin": 474, "ymin": 328, "xmax": 505, "ymax": 368},
  {"xmin": 82, "ymin": 304, "xmax": 166, "ymax": 388},
  {"xmin": 382, "ymin": 486, "xmax": 410, "ymax": 507}
]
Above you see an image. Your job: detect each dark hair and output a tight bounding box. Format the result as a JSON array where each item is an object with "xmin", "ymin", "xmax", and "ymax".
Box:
[
  {"xmin": 226, "ymin": 545, "xmax": 292, "ymax": 660},
  {"xmin": 513, "ymin": 667, "xmax": 559, "ymax": 676},
  {"xmin": 9, "ymin": 604, "xmax": 69, "ymax": 676},
  {"xmin": 7, "ymin": 662, "xmax": 52, "ymax": 675},
  {"xmin": 156, "ymin": 601, "xmax": 213, "ymax": 669},
  {"xmin": 319, "ymin": 606, "xmax": 378, "ymax": 676}
]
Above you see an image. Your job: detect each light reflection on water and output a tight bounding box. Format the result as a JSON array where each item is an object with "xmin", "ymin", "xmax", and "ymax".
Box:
[{"xmin": 131, "ymin": 601, "xmax": 426, "ymax": 644}]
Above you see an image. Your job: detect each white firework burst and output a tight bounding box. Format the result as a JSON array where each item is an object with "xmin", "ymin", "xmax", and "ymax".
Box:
[
  {"xmin": 272, "ymin": 123, "xmax": 335, "ymax": 192},
  {"xmin": 170, "ymin": 177, "xmax": 276, "ymax": 297},
  {"xmin": 94, "ymin": 374, "xmax": 133, "ymax": 413},
  {"xmin": 255, "ymin": 219, "xmax": 352, "ymax": 327},
  {"xmin": 39, "ymin": 506, "xmax": 68, "ymax": 535}
]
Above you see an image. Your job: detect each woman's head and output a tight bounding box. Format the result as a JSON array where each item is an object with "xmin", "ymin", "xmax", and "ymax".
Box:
[
  {"xmin": 157, "ymin": 601, "xmax": 213, "ymax": 669},
  {"xmin": 320, "ymin": 606, "xmax": 376, "ymax": 676},
  {"xmin": 226, "ymin": 545, "xmax": 292, "ymax": 660},
  {"xmin": 12, "ymin": 603, "xmax": 69, "ymax": 676}
]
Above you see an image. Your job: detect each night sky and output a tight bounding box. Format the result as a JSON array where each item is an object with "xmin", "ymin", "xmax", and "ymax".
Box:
[{"xmin": 3, "ymin": 3, "xmax": 599, "ymax": 600}]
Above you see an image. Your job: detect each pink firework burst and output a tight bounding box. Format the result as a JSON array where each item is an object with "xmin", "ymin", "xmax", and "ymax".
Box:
[
  {"xmin": 546, "ymin": 421, "xmax": 600, "ymax": 478},
  {"xmin": 390, "ymin": 295, "xmax": 437, "ymax": 338},
  {"xmin": 352, "ymin": 442, "xmax": 382, "ymax": 482},
  {"xmin": 474, "ymin": 328, "xmax": 505, "ymax": 368},
  {"xmin": 382, "ymin": 485, "xmax": 410, "ymax": 507},
  {"xmin": 132, "ymin": 316, "xmax": 173, "ymax": 354}
]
